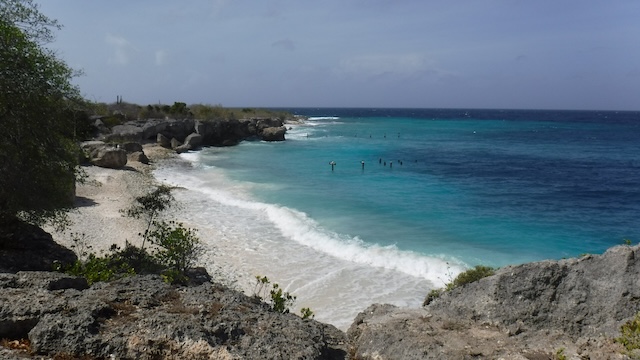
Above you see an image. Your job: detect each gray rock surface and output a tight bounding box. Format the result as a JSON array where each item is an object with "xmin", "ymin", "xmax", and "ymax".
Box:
[
  {"xmin": 90, "ymin": 147, "xmax": 127, "ymax": 169},
  {"xmin": 127, "ymin": 151, "xmax": 149, "ymax": 164},
  {"xmin": 0, "ymin": 273, "xmax": 347, "ymax": 359},
  {"xmin": 260, "ymin": 126, "xmax": 287, "ymax": 141},
  {"xmin": 99, "ymin": 117, "xmax": 288, "ymax": 148},
  {"xmin": 348, "ymin": 245, "xmax": 640, "ymax": 359},
  {"xmin": 156, "ymin": 132, "xmax": 171, "ymax": 148},
  {"xmin": 80, "ymin": 141, "xmax": 128, "ymax": 169},
  {"xmin": 105, "ymin": 124, "xmax": 144, "ymax": 142}
]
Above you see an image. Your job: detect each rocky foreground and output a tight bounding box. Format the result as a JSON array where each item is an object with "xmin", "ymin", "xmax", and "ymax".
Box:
[{"xmin": 1, "ymin": 239, "xmax": 639, "ymax": 358}]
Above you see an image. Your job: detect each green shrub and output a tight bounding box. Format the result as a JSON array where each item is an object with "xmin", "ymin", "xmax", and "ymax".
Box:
[
  {"xmin": 147, "ymin": 220, "xmax": 202, "ymax": 274},
  {"xmin": 424, "ymin": 265, "xmax": 495, "ymax": 307},
  {"xmin": 253, "ymin": 276, "xmax": 301, "ymax": 315},
  {"xmin": 616, "ymin": 312, "xmax": 640, "ymax": 352},
  {"xmin": 62, "ymin": 252, "xmax": 135, "ymax": 285},
  {"xmin": 445, "ymin": 265, "xmax": 495, "ymax": 291},
  {"xmin": 121, "ymin": 185, "xmax": 176, "ymax": 249},
  {"xmin": 300, "ymin": 307, "xmax": 314, "ymax": 320},
  {"xmin": 423, "ymin": 288, "xmax": 444, "ymax": 306}
]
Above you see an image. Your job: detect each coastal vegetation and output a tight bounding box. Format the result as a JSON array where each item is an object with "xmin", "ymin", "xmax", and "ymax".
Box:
[
  {"xmin": 57, "ymin": 185, "xmax": 203, "ymax": 285},
  {"xmin": 254, "ymin": 275, "xmax": 314, "ymax": 319},
  {"xmin": 0, "ymin": 0, "xmax": 91, "ymax": 228},
  {"xmin": 0, "ymin": 0, "xmax": 291, "ymax": 226},
  {"xmin": 616, "ymin": 312, "xmax": 640, "ymax": 355},
  {"xmin": 423, "ymin": 265, "xmax": 496, "ymax": 306},
  {"xmin": 89, "ymin": 99, "xmax": 293, "ymax": 129}
]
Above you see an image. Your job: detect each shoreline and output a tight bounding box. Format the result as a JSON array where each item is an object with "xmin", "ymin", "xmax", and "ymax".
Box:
[{"xmin": 47, "ymin": 144, "xmax": 249, "ymax": 291}]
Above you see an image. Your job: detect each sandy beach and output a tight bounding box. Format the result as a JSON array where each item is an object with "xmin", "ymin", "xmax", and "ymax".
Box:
[{"xmin": 47, "ymin": 144, "xmax": 246, "ymax": 290}]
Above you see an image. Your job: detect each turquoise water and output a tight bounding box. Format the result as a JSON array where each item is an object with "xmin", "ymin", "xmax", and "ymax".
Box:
[{"xmin": 155, "ymin": 108, "xmax": 640, "ymax": 329}]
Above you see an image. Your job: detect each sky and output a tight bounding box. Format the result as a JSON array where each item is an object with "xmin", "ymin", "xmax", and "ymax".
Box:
[{"xmin": 35, "ymin": 1, "xmax": 640, "ymax": 110}]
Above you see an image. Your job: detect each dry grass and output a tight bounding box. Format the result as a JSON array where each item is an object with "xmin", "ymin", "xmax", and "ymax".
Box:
[{"xmin": 1, "ymin": 338, "xmax": 31, "ymax": 353}]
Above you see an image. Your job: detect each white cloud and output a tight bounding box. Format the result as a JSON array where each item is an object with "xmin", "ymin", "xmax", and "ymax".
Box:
[
  {"xmin": 339, "ymin": 54, "xmax": 433, "ymax": 77},
  {"xmin": 155, "ymin": 50, "xmax": 168, "ymax": 66},
  {"xmin": 272, "ymin": 38, "xmax": 295, "ymax": 51},
  {"xmin": 105, "ymin": 33, "xmax": 135, "ymax": 65}
]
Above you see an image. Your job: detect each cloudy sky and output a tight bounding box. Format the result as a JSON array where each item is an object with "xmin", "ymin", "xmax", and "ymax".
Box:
[{"xmin": 37, "ymin": 1, "xmax": 640, "ymax": 110}]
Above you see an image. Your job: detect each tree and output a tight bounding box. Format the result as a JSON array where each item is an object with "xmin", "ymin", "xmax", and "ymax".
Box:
[
  {"xmin": 0, "ymin": 0, "xmax": 85, "ymax": 226},
  {"xmin": 122, "ymin": 185, "xmax": 176, "ymax": 249}
]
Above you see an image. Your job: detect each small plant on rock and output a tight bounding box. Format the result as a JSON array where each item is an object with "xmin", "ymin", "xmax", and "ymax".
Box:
[
  {"xmin": 445, "ymin": 265, "xmax": 495, "ymax": 291},
  {"xmin": 424, "ymin": 265, "xmax": 495, "ymax": 306},
  {"xmin": 300, "ymin": 307, "xmax": 314, "ymax": 320},
  {"xmin": 616, "ymin": 312, "xmax": 640, "ymax": 353},
  {"xmin": 253, "ymin": 275, "xmax": 305, "ymax": 316}
]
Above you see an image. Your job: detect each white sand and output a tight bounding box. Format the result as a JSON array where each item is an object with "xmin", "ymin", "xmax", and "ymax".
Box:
[
  {"xmin": 48, "ymin": 144, "xmax": 243, "ymax": 289},
  {"xmin": 49, "ymin": 156, "xmax": 151, "ymax": 254}
]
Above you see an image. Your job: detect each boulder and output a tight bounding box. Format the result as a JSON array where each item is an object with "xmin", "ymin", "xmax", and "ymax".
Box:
[
  {"xmin": 183, "ymin": 133, "xmax": 203, "ymax": 149},
  {"xmin": 127, "ymin": 151, "xmax": 149, "ymax": 164},
  {"xmin": 260, "ymin": 126, "xmax": 287, "ymax": 141},
  {"xmin": 170, "ymin": 138, "xmax": 182, "ymax": 150},
  {"xmin": 175, "ymin": 144, "xmax": 190, "ymax": 154},
  {"xmin": 104, "ymin": 124, "xmax": 143, "ymax": 142},
  {"xmin": 90, "ymin": 146, "xmax": 127, "ymax": 169},
  {"xmin": 121, "ymin": 142, "xmax": 143, "ymax": 153},
  {"xmin": 347, "ymin": 244, "xmax": 640, "ymax": 359},
  {"xmin": 142, "ymin": 120, "xmax": 168, "ymax": 140},
  {"xmin": 157, "ymin": 133, "xmax": 171, "ymax": 148}
]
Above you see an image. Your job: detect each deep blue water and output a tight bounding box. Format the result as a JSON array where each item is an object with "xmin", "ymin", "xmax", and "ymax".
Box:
[
  {"xmin": 156, "ymin": 108, "xmax": 640, "ymax": 328},
  {"xmin": 230, "ymin": 108, "xmax": 639, "ymax": 264}
]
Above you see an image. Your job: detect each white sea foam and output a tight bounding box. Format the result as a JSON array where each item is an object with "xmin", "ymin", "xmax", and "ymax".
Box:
[
  {"xmin": 307, "ymin": 116, "xmax": 340, "ymax": 121},
  {"xmin": 154, "ymin": 154, "xmax": 466, "ymax": 330}
]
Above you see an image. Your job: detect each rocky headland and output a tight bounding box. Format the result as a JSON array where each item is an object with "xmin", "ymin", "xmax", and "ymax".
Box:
[{"xmin": 1, "ymin": 117, "xmax": 638, "ymax": 359}]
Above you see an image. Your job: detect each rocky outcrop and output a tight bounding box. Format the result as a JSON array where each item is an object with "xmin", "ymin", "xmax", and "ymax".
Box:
[
  {"xmin": 348, "ymin": 245, "xmax": 640, "ymax": 359},
  {"xmin": 99, "ymin": 117, "xmax": 287, "ymax": 149},
  {"xmin": 0, "ymin": 272, "xmax": 347, "ymax": 359},
  {"xmin": 260, "ymin": 126, "xmax": 287, "ymax": 141},
  {"xmin": 80, "ymin": 141, "xmax": 128, "ymax": 169},
  {"xmin": 0, "ymin": 218, "xmax": 77, "ymax": 273}
]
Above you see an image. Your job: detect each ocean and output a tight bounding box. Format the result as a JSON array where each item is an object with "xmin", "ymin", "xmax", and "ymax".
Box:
[{"xmin": 154, "ymin": 108, "xmax": 640, "ymax": 330}]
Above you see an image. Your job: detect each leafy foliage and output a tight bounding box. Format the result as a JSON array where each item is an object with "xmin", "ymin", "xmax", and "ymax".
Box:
[
  {"xmin": 0, "ymin": 0, "xmax": 87, "ymax": 227},
  {"xmin": 445, "ymin": 265, "xmax": 495, "ymax": 291},
  {"xmin": 253, "ymin": 276, "xmax": 301, "ymax": 315},
  {"xmin": 424, "ymin": 265, "xmax": 495, "ymax": 306},
  {"xmin": 148, "ymin": 220, "xmax": 203, "ymax": 274},
  {"xmin": 300, "ymin": 307, "xmax": 314, "ymax": 320},
  {"xmin": 122, "ymin": 185, "xmax": 175, "ymax": 249},
  {"xmin": 61, "ymin": 186, "xmax": 202, "ymax": 285},
  {"xmin": 616, "ymin": 312, "xmax": 640, "ymax": 352},
  {"xmin": 60, "ymin": 247, "xmax": 138, "ymax": 285}
]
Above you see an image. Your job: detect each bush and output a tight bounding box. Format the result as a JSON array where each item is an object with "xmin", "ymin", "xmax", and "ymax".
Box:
[
  {"xmin": 147, "ymin": 220, "xmax": 203, "ymax": 274},
  {"xmin": 424, "ymin": 265, "xmax": 495, "ymax": 306},
  {"xmin": 445, "ymin": 265, "xmax": 495, "ymax": 291},
  {"xmin": 616, "ymin": 312, "xmax": 640, "ymax": 352},
  {"xmin": 61, "ymin": 250, "xmax": 136, "ymax": 285},
  {"xmin": 253, "ymin": 276, "xmax": 299, "ymax": 315}
]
